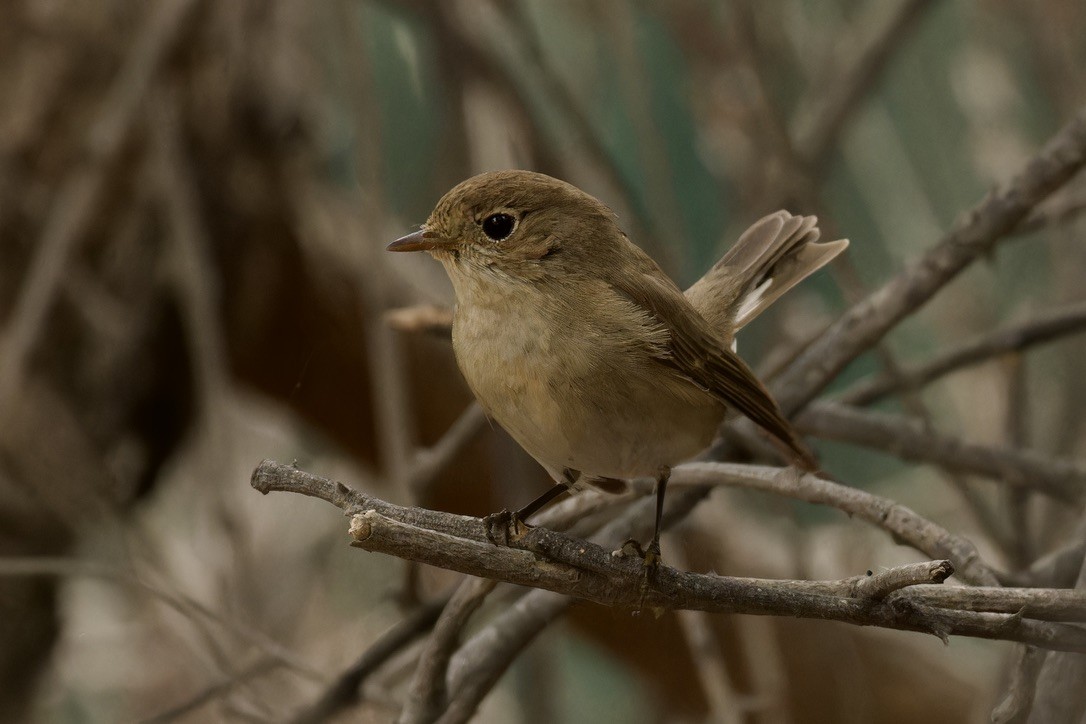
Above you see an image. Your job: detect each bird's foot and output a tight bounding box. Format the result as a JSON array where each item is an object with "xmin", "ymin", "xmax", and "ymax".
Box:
[
  {"xmin": 484, "ymin": 509, "xmax": 532, "ymax": 545},
  {"xmin": 618, "ymin": 538, "xmax": 662, "ymax": 616}
]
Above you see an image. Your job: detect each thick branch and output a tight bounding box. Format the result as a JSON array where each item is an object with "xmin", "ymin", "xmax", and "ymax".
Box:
[
  {"xmin": 252, "ymin": 460, "xmax": 1086, "ymax": 652},
  {"xmin": 772, "ymin": 104, "xmax": 1086, "ymax": 415}
]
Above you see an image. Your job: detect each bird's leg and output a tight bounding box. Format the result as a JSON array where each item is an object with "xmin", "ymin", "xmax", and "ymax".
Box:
[
  {"xmin": 624, "ymin": 465, "xmax": 669, "ymax": 612},
  {"xmin": 484, "ymin": 469, "xmax": 578, "ymax": 545}
]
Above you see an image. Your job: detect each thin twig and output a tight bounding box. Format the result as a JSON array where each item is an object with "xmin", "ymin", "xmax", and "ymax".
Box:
[
  {"xmin": 440, "ymin": 589, "xmax": 570, "ymax": 724},
  {"xmin": 795, "ymin": 402, "xmax": 1086, "ymax": 502},
  {"xmin": 0, "ymin": 0, "xmax": 200, "ymax": 406},
  {"xmin": 851, "ymin": 561, "xmax": 953, "ymax": 600},
  {"xmin": 990, "ymin": 646, "xmax": 1047, "ymax": 724},
  {"xmin": 1013, "ymin": 185, "xmax": 1086, "ymax": 235},
  {"xmin": 408, "ymin": 403, "xmax": 489, "ymax": 496},
  {"xmin": 438, "ymin": 486, "xmax": 712, "ymax": 724},
  {"xmin": 399, "ymin": 578, "xmax": 497, "ymax": 724},
  {"xmin": 672, "ymin": 544, "xmax": 744, "ymax": 724},
  {"xmin": 287, "ymin": 596, "xmax": 451, "ymax": 724},
  {"xmin": 838, "ymin": 300, "xmax": 1086, "ymax": 406},
  {"xmin": 673, "ymin": 462, "xmax": 1001, "ymax": 587},
  {"xmin": 252, "ymin": 460, "xmax": 1086, "ymax": 652},
  {"xmin": 0, "ymin": 556, "xmax": 321, "ymax": 680},
  {"xmin": 772, "ymin": 103, "xmax": 1086, "ymax": 415},
  {"xmin": 792, "ymin": 0, "xmax": 940, "ymax": 168},
  {"xmin": 140, "ymin": 658, "xmax": 282, "ymax": 724}
]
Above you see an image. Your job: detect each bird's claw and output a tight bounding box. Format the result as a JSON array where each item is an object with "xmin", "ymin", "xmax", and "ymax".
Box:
[
  {"xmin": 484, "ymin": 509, "xmax": 532, "ymax": 545},
  {"xmin": 618, "ymin": 538, "xmax": 662, "ymax": 615}
]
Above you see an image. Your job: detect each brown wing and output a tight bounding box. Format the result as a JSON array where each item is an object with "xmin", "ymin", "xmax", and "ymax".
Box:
[{"xmin": 606, "ymin": 254, "xmax": 816, "ymax": 471}]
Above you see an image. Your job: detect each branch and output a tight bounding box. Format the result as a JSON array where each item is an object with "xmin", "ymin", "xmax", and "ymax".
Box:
[
  {"xmin": 772, "ymin": 103, "xmax": 1086, "ymax": 415},
  {"xmin": 793, "ymin": 0, "xmax": 939, "ymax": 168},
  {"xmin": 795, "ymin": 402, "xmax": 1086, "ymax": 502},
  {"xmin": 287, "ymin": 596, "xmax": 450, "ymax": 724},
  {"xmin": 252, "ymin": 460, "xmax": 1086, "ymax": 652},
  {"xmin": 0, "ymin": 0, "xmax": 200, "ymax": 405},
  {"xmin": 991, "ymin": 646, "xmax": 1046, "ymax": 724},
  {"xmin": 839, "ymin": 300, "xmax": 1086, "ymax": 406},
  {"xmin": 1013, "ymin": 185, "xmax": 1086, "ymax": 235},
  {"xmin": 399, "ymin": 578, "xmax": 496, "ymax": 724},
  {"xmin": 671, "ymin": 462, "xmax": 1001, "ymax": 587}
]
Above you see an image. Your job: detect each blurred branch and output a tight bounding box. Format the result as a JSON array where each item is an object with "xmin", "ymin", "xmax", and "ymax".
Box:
[
  {"xmin": 1030, "ymin": 538, "xmax": 1086, "ymax": 723},
  {"xmin": 442, "ymin": 589, "xmax": 569, "ymax": 724},
  {"xmin": 772, "ymin": 103, "xmax": 1086, "ymax": 415},
  {"xmin": 408, "ymin": 403, "xmax": 488, "ymax": 497},
  {"xmin": 385, "ymin": 305, "xmax": 455, "ymax": 340},
  {"xmin": 0, "ymin": 556, "xmax": 321, "ymax": 680},
  {"xmin": 672, "ymin": 545, "xmax": 744, "ymax": 724},
  {"xmin": 991, "ymin": 646, "xmax": 1046, "ymax": 724},
  {"xmin": 142, "ymin": 658, "xmax": 283, "ymax": 724},
  {"xmin": 1013, "ymin": 185, "xmax": 1086, "ymax": 235},
  {"xmin": 288, "ymin": 595, "xmax": 451, "ymax": 724},
  {"xmin": 399, "ymin": 578, "xmax": 496, "ymax": 724},
  {"xmin": 795, "ymin": 402, "xmax": 1086, "ymax": 502},
  {"xmin": 0, "ymin": 0, "xmax": 200, "ymax": 405},
  {"xmin": 839, "ymin": 300, "xmax": 1086, "ymax": 406},
  {"xmin": 792, "ymin": 0, "xmax": 940, "ymax": 169},
  {"xmin": 251, "ymin": 460, "xmax": 1086, "ymax": 651}
]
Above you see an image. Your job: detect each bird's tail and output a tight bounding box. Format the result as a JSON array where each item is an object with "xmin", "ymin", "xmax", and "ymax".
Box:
[{"xmin": 685, "ymin": 211, "xmax": 848, "ymax": 339}]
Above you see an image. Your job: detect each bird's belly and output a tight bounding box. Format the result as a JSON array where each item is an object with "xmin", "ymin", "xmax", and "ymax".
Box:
[{"xmin": 453, "ymin": 297, "xmax": 723, "ymax": 480}]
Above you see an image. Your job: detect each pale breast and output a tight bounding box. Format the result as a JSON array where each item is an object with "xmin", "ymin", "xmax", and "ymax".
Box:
[{"xmin": 450, "ymin": 273, "xmax": 724, "ymax": 480}]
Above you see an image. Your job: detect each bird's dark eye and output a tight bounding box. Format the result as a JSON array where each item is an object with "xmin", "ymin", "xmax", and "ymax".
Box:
[{"xmin": 481, "ymin": 213, "xmax": 515, "ymax": 241}]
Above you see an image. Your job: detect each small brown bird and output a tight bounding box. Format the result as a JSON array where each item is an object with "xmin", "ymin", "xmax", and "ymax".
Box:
[{"xmin": 388, "ymin": 170, "xmax": 847, "ymax": 569}]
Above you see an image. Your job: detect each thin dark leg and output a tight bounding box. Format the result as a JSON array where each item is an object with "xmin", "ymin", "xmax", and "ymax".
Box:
[
  {"xmin": 646, "ymin": 466, "xmax": 670, "ymax": 564},
  {"xmin": 635, "ymin": 466, "xmax": 671, "ymax": 613},
  {"xmin": 515, "ymin": 482, "xmax": 571, "ymax": 522},
  {"xmin": 485, "ymin": 469, "xmax": 578, "ymax": 545},
  {"xmin": 652, "ymin": 470, "xmax": 669, "ymax": 549}
]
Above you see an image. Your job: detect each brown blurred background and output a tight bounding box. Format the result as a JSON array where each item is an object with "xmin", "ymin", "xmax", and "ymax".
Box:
[{"xmin": 1, "ymin": 0, "xmax": 1085, "ymax": 722}]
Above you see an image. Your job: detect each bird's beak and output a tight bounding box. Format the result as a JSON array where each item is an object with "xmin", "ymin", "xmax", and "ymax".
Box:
[{"xmin": 387, "ymin": 229, "xmax": 456, "ymax": 253}]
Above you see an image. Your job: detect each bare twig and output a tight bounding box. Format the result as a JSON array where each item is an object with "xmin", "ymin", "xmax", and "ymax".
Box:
[
  {"xmin": 0, "ymin": 0, "xmax": 200, "ymax": 405},
  {"xmin": 773, "ymin": 104, "xmax": 1086, "ymax": 415},
  {"xmin": 839, "ymin": 300, "xmax": 1086, "ymax": 406},
  {"xmin": 399, "ymin": 578, "xmax": 497, "ymax": 724},
  {"xmin": 140, "ymin": 658, "xmax": 282, "ymax": 724},
  {"xmin": 795, "ymin": 402, "xmax": 1086, "ymax": 502},
  {"xmin": 385, "ymin": 305, "xmax": 455, "ymax": 340},
  {"xmin": 1030, "ymin": 539, "xmax": 1086, "ymax": 723},
  {"xmin": 792, "ymin": 0, "xmax": 940, "ymax": 168},
  {"xmin": 408, "ymin": 403, "xmax": 489, "ymax": 496},
  {"xmin": 0, "ymin": 556, "xmax": 321, "ymax": 680},
  {"xmin": 440, "ymin": 589, "xmax": 570, "ymax": 724},
  {"xmin": 438, "ymin": 485, "xmax": 714, "ymax": 724},
  {"xmin": 287, "ymin": 596, "xmax": 451, "ymax": 724},
  {"xmin": 1013, "ymin": 185, "xmax": 1086, "ymax": 235},
  {"xmin": 672, "ymin": 545, "xmax": 744, "ymax": 724},
  {"xmin": 851, "ymin": 561, "xmax": 953, "ymax": 600},
  {"xmin": 991, "ymin": 646, "xmax": 1047, "ymax": 724},
  {"xmin": 672, "ymin": 462, "xmax": 1001, "ymax": 586},
  {"xmin": 252, "ymin": 460, "xmax": 1086, "ymax": 652}
]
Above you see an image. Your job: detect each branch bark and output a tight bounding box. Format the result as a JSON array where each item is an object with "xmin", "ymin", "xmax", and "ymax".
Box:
[
  {"xmin": 772, "ymin": 103, "xmax": 1086, "ymax": 415},
  {"xmin": 795, "ymin": 402, "xmax": 1086, "ymax": 502},
  {"xmin": 252, "ymin": 460, "xmax": 1086, "ymax": 653},
  {"xmin": 838, "ymin": 301, "xmax": 1086, "ymax": 406}
]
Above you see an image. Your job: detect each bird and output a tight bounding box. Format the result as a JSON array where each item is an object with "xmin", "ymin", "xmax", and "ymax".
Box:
[{"xmin": 388, "ymin": 170, "xmax": 847, "ymax": 574}]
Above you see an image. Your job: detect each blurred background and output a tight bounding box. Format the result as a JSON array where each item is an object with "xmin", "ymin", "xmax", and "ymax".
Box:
[{"xmin": 2, "ymin": 0, "xmax": 1085, "ymax": 722}]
